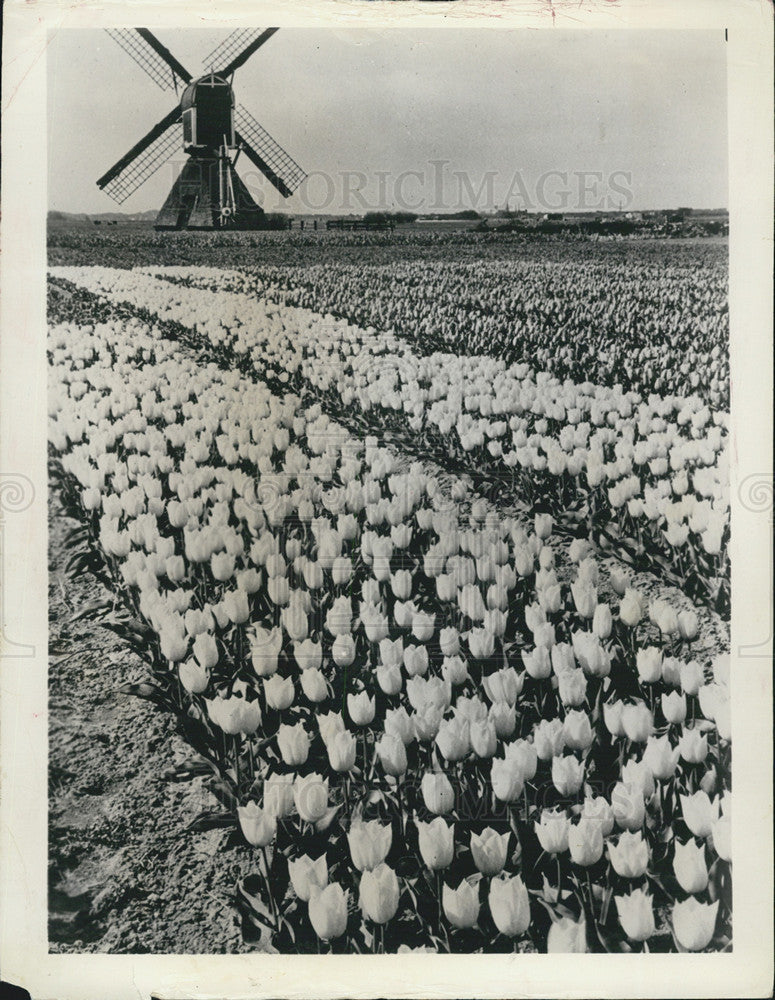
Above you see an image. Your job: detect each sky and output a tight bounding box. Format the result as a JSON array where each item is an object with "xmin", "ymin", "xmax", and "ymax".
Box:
[{"xmin": 47, "ymin": 28, "xmax": 728, "ymax": 215}]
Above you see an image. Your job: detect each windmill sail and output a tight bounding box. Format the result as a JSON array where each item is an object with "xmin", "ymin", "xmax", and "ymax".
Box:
[
  {"xmin": 98, "ymin": 118, "xmax": 183, "ymax": 204},
  {"xmin": 204, "ymin": 28, "xmax": 279, "ymax": 76},
  {"xmin": 235, "ymin": 105, "xmax": 306, "ymax": 198},
  {"xmin": 106, "ymin": 29, "xmax": 191, "ymax": 91}
]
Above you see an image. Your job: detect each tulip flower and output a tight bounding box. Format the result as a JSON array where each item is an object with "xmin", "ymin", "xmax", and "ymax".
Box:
[
  {"xmin": 379, "ymin": 636, "xmax": 403, "ymax": 668},
  {"xmin": 390, "ymin": 569, "xmax": 412, "ymax": 601},
  {"xmin": 620, "ymin": 759, "xmax": 655, "ymax": 800},
  {"xmin": 562, "ymin": 710, "xmax": 594, "ymax": 751},
  {"xmin": 603, "ymin": 699, "xmax": 625, "ymax": 738},
  {"xmin": 264, "ymin": 674, "xmax": 295, "ymax": 711},
  {"xmin": 482, "ymin": 666, "xmax": 521, "ymax": 706},
  {"xmin": 489, "ymin": 874, "xmax": 530, "ymax": 937},
  {"xmin": 611, "ymin": 782, "xmax": 646, "ymax": 831},
  {"xmin": 308, "ymin": 883, "xmax": 349, "ymax": 941},
  {"xmin": 533, "ymin": 718, "xmax": 566, "ymax": 760},
  {"xmin": 619, "ymin": 589, "xmax": 642, "ymax": 627},
  {"xmin": 673, "ymin": 839, "xmax": 709, "ymax": 893},
  {"xmin": 293, "ymin": 773, "xmax": 330, "ymax": 824},
  {"xmin": 251, "ymin": 626, "xmax": 283, "ymax": 677},
  {"xmin": 327, "ymin": 730, "xmax": 357, "ymax": 772},
  {"xmin": 288, "ymin": 853, "xmax": 328, "ymax": 902},
  {"xmin": 533, "ymin": 622, "xmax": 556, "ymax": 649},
  {"xmin": 592, "ymin": 603, "xmax": 612, "ymax": 640},
  {"xmin": 435, "ymin": 717, "xmax": 470, "ymax": 763},
  {"xmin": 570, "ymin": 579, "xmax": 597, "ymax": 619},
  {"xmin": 680, "ymin": 660, "xmax": 704, "ymax": 697},
  {"xmin": 331, "ymin": 633, "xmax": 356, "ymax": 667},
  {"xmin": 439, "ymin": 626, "xmax": 460, "ymax": 656},
  {"xmin": 193, "ymin": 632, "xmax": 219, "ymax": 670},
  {"xmin": 642, "ymin": 734, "xmax": 680, "ymax": 781},
  {"xmin": 678, "ymin": 727, "xmax": 709, "ymax": 764},
  {"xmin": 551, "ymin": 755, "xmax": 585, "ymax": 796},
  {"xmin": 581, "ymin": 795, "xmax": 614, "ymax": 836},
  {"xmin": 608, "ymin": 830, "xmax": 650, "ymax": 878},
  {"xmin": 471, "ymin": 828, "xmax": 510, "ymax": 876},
  {"xmin": 470, "ymin": 719, "xmax": 498, "ymax": 759},
  {"xmin": 403, "ymin": 643, "xmax": 429, "ymax": 678},
  {"xmin": 672, "ymin": 897, "xmax": 719, "ymax": 951},
  {"xmin": 442, "ymin": 879, "xmax": 480, "ymax": 929},
  {"xmin": 359, "ymin": 863, "xmax": 400, "ymax": 924},
  {"xmin": 636, "ymin": 647, "xmax": 663, "ymax": 684},
  {"xmin": 468, "ymin": 627, "xmax": 495, "ymax": 660},
  {"xmin": 384, "ymin": 706, "xmax": 414, "ymax": 746},
  {"xmin": 522, "ymin": 646, "xmax": 552, "ymax": 680},
  {"xmin": 300, "ymin": 667, "xmax": 328, "ymax": 703},
  {"xmin": 317, "ymin": 710, "xmax": 345, "ymax": 748},
  {"xmin": 412, "ymin": 704, "xmax": 444, "ymax": 743},
  {"xmin": 421, "ymin": 771, "xmax": 455, "ymax": 815},
  {"xmin": 568, "ymin": 817, "xmax": 604, "ymax": 866},
  {"xmin": 535, "ymin": 808, "xmax": 570, "ymax": 854},
  {"xmin": 551, "ymin": 643, "xmax": 576, "ymax": 676},
  {"xmin": 348, "ymin": 820, "xmax": 392, "ymax": 872},
  {"xmin": 277, "ymin": 722, "xmax": 310, "ymax": 766},
  {"xmin": 347, "ymin": 690, "xmax": 375, "ymax": 726},
  {"xmin": 412, "ymin": 609, "xmax": 435, "ymax": 642},
  {"xmin": 293, "ymin": 638, "xmax": 322, "ymax": 672},
  {"xmin": 237, "ymin": 801, "xmax": 276, "ymax": 847},
  {"xmin": 711, "ymin": 813, "xmax": 731, "ymax": 863},
  {"xmin": 442, "ymin": 654, "xmax": 469, "ymax": 686},
  {"xmin": 377, "ymin": 733, "xmax": 408, "ymax": 777},
  {"xmin": 418, "ymin": 817, "xmax": 455, "ymax": 870},
  {"xmin": 677, "ymin": 609, "xmax": 699, "ymax": 641},
  {"xmin": 490, "ymin": 756, "xmax": 524, "ymax": 803},
  {"xmin": 459, "ymin": 583, "xmax": 486, "ymax": 621},
  {"xmin": 179, "ymin": 659, "xmax": 209, "ymax": 694},
  {"xmin": 504, "ymin": 739, "xmax": 538, "ymax": 782},
  {"xmin": 264, "ymin": 774, "xmax": 294, "ymax": 819},
  {"xmin": 547, "ymin": 914, "xmax": 587, "ymax": 953},
  {"xmin": 616, "ymin": 888, "xmax": 655, "ymax": 942},
  {"xmin": 662, "ymin": 691, "xmax": 687, "ymax": 725},
  {"xmin": 680, "ymin": 790, "xmax": 720, "ymax": 838},
  {"xmin": 376, "ymin": 661, "xmax": 402, "ymax": 696},
  {"xmin": 325, "ymin": 595, "xmax": 352, "ymax": 636},
  {"xmin": 621, "ymin": 702, "xmax": 653, "ymax": 743}
]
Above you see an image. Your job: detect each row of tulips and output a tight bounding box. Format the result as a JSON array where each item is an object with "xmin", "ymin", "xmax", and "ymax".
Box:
[
  {"xmin": 48, "ymin": 300, "xmax": 730, "ymax": 953},
  {"xmin": 50, "ymin": 267, "xmax": 730, "ymax": 613},
  {"xmin": 139, "ymin": 241, "xmax": 729, "ymax": 409}
]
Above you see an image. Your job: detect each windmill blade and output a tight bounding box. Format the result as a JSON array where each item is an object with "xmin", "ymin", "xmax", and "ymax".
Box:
[
  {"xmin": 206, "ymin": 28, "xmax": 280, "ymax": 78},
  {"xmin": 234, "ymin": 105, "xmax": 306, "ymax": 199},
  {"xmin": 97, "ymin": 108, "xmax": 182, "ymax": 204},
  {"xmin": 106, "ymin": 28, "xmax": 191, "ymax": 90}
]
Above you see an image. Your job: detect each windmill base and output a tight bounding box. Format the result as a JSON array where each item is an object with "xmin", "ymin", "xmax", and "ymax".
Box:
[{"xmin": 154, "ymin": 156, "xmax": 267, "ymax": 231}]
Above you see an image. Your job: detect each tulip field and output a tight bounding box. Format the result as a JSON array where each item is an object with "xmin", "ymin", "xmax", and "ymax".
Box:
[{"xmin": 47, "ymin": 233, "xmax": 731, "ymax": 954}]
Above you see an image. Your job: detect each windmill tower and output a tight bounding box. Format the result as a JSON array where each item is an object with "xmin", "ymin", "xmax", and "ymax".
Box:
[{"xmin": 97, "ymin": 29, "xmax": 306, "ymax": 230}]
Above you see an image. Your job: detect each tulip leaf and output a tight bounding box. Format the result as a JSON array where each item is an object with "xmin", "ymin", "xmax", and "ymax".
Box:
[
  {"xmin": 186, "ymin": 808, "xmax": 235, "ymax": 833},
  {"xmin": 162, "ymin": 759, "xmax": 213, "ymax": 782}
]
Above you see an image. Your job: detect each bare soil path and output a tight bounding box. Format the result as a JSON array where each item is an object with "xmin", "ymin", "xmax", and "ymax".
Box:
[{"xmin": 48, "ymin": 493, "xmax": 260, "ymax": 954}]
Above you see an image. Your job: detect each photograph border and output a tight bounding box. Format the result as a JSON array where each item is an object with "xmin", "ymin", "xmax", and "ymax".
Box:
[{"xmin": 1, "ymin": 1, "xmax": 772, "ymax": 997}]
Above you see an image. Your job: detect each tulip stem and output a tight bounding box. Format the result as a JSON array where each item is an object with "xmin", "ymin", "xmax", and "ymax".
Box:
[
  {"xmin": 234, "ymin": 735, "xmax": 242, "ymax": 793},
  {"xmin": 585, "ymin": 870, "xmax": 596, "ymax": 922},
  {"xmin": 556, "ymin": 856, "xmax": 562, "ymax": 896},
  {"xmin": 344, "ymin": 772, "xmax": 351, "ymax": 821},
  {"xmin": 260, "ymin": 845, "xmax": 278, "ymax": 931}
]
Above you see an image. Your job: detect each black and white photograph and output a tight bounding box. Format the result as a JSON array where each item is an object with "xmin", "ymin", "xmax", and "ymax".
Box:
[{"xmin": 1, "ymin": 1, "xmax": 772, "ymax": 997}]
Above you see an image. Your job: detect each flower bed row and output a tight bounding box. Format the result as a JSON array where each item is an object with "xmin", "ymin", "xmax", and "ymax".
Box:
[
  {"xmin": 48, "ymin": 308, "xmax": 731, "ymax": 953},
  {"xmin": 148, "ymin": 243, "xmax": 728, "ymax": 407},
  {"xmin": 51, "ymin": 267, "xmax": 730, "ymax": 614}
]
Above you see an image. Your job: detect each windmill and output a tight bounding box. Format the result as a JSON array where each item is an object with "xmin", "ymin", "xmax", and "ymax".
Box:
[{"xmin": 97, "ymin": 28, "xmax": 306, "ymax": 230}]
